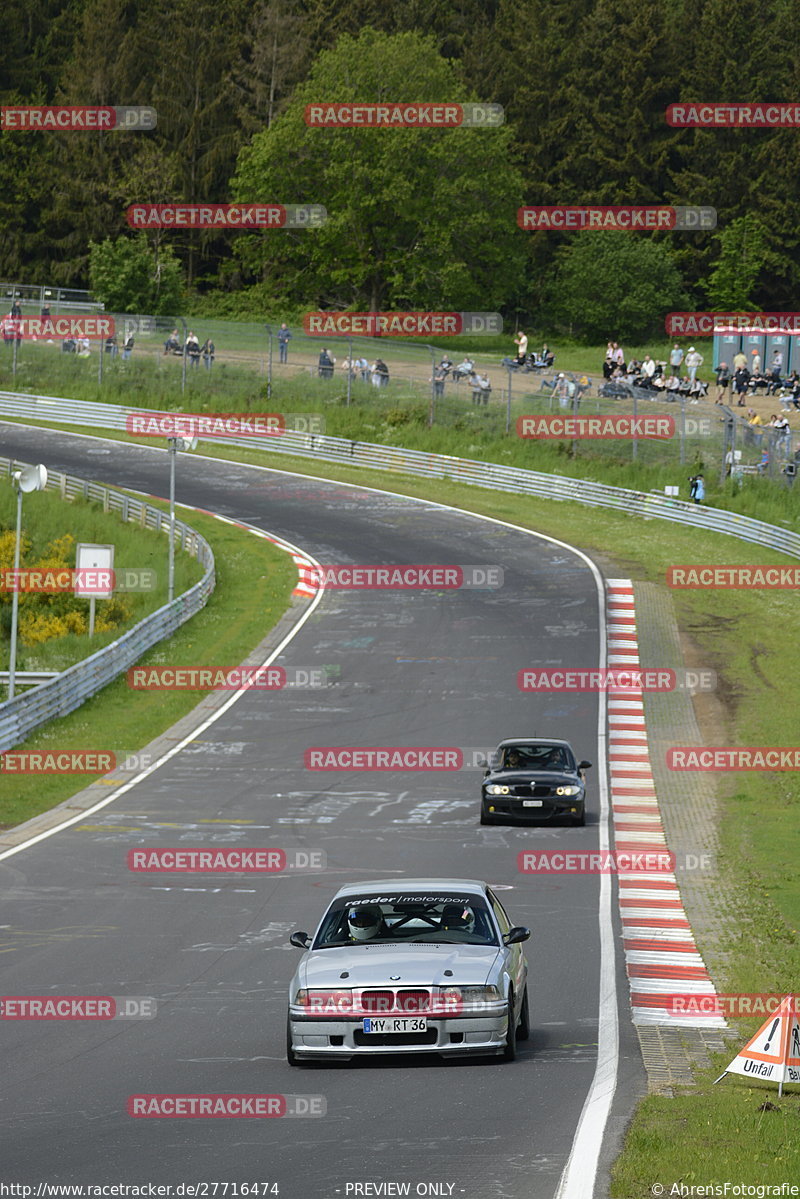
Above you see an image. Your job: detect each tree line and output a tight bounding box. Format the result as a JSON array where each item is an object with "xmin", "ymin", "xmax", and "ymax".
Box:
[{"xmin": 1, "ymin": 0, "xmax": 797, "ymax": 338}]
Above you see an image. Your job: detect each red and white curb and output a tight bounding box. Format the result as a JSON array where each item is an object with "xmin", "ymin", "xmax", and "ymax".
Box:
[
  {"xmin": 606, "ymin": 578, "xmax": 725, "ymax": 1029},
  {"xmin": 193, "ymin": 510, "xmax": 319, "ymax": 597}
]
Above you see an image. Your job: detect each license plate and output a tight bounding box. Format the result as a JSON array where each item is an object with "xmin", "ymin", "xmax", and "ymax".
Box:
[
  {"xmin": 362, "ymin": 1017, "xmax": 427, "ymax": 1034},
  {"xmin": 523, "ymin": 799, "xmax": 543, "ymax": 807}
]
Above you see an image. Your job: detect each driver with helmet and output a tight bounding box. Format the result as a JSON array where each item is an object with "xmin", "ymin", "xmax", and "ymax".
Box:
[
  {"xmin": 347, "ymin": 904, "xmax": 385, "ymax": 942},
  {"xmin": 440, "ymin": 903, "xmax": 475, "ymax": 936}
]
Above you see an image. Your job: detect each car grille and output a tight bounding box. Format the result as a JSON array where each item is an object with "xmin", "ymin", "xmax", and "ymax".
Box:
[{"xmin": 360, "ymin": 988, "xmax": 431, "ymax": 1013}]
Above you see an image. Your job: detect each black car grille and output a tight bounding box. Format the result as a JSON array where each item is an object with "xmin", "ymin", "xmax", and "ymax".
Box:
[{"xmin": 530, "ymin": 783, "xmax": 554, "ymax": 798}]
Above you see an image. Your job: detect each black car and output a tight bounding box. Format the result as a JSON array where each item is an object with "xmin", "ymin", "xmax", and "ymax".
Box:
[{"xmin": 480, "ymin": 738, "xmax": 591, "ymax": 826}]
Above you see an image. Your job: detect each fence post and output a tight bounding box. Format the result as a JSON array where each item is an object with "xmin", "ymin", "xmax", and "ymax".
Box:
[
  {"xmin": 347, "ymin": 337, "xmax": 353, "ymax": 407},
  {"xmin": 632, "ymin": 391, "xmax": 638, "ymax": 461},
  {"xmin": 180, "ymin": 317, "xmax": 187, "ymax": 396}
]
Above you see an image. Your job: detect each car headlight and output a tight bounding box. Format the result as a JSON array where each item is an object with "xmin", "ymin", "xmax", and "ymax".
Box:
[
  {"xmin": 433, "ymin": 985, "xmax": 502, "ymax": 1012},
  {"xmin": 486, "ymin": 784, "xmax": 510, "ymax": 795},
  {"xmin": 294, "ymin": 988, "xmax": 353, "ymax": 1014},
  {"xmin": 556, "ymin": 785, "xmax": 581, "ymax": 796}
]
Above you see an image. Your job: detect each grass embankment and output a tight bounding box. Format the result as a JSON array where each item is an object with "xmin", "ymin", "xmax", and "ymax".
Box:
[
  {"xmin": 0, "ymin": 484, "xmax": 203, "ymax": 672},
  {"xmin": 0, "ymin": 498, "xmax": 296, "ymax": 829}
]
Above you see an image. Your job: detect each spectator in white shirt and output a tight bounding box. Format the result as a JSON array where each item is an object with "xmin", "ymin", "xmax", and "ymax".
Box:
[{"xmin": 685, "ymin": 346, "xmax": 704, "ymax": 384}]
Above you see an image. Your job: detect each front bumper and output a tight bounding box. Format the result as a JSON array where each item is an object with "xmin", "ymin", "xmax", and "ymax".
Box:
[
  {"xmin": 288, "ymin": 1010, "xmax": 508, "ymax": 1057},
  {"xmin": 482, "ymin": 794, "xmax": 584, "ymax": 820}
]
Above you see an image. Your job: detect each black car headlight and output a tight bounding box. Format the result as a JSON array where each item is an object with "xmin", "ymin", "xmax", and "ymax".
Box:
[
  {"xmin": 556, "ymin": 785, "xmax": 582, "ymax": 796},
  {"xmin": 486, "ymin": 784, "xmax": 510, "ymax": 795}
]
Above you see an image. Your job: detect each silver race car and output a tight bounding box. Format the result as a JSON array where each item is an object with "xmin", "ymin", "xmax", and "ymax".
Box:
[{"xmin": 287, "ymin": 878, "xmax": 530, "ymax": 1064}]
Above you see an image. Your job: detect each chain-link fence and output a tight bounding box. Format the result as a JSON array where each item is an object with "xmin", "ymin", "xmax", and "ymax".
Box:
[{"xmin": 1, "ymin": 313, "xmax": 798, "ymax": 484}]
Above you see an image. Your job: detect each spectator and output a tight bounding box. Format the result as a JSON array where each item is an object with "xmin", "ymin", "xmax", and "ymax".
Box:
[
  {"xmin": 340, "ymin": 355, "xmax": 356, "ymax": 379},
  {"xmin": 185, "ymin": 330, "xmax": 200, "ymax": 367},
  {"xmin": 770, "ymin": 348, "xmax": 784, "ymax": 377},
  {"xmin": 612, "ymin": 342, "xmax": 625, "ymax": 367},
  {"xmin": 164, "ymin": 329, "xmax": 181, "ymax": 354},
  {"xmin": 714, "ymin": 361, "xmax": 730, "ymax": 403},
  {"xmin": 356, "ymin": 355, "xmax": 370, "ymax": 382},
  {"xmin": 278, "ymin": 322, "xmax": 292, "ymax": 363},
  {"xmin": 202, "ymin": 338, "xmax": 215, "ymax": 370},
  {"xmin": 470, "ymin": 371, "xmax": 492, "ymax": 406},
  {"xmin": 10, "ymin": 299, "xmax": 21, "ymax": 318},
  {"xmin": 513, "ymin": 330, "xmax": 528, "ymax": 367},
  {"xmin": 453, "ymin": 355, "xmax": 475, "ymax": 380},
  {"xmin": 318, "ymin": 347, "xmax": 335, "ymax": 379},
  {"xmin": 373, "ymin": 357, "xmax": 389, "ymax": 387},
  {"xmin": 685, "ymin": 346, "xmax": 704, "ymax": 383},
  {"xmin": 121, "ymin": 333, "xmax": 135, "ymax": 361},
  {"xmin": 641, "ymin": 354, "xmax": 656, "ymax": 386},
  {"xmin": 431, "ymin": 365, "xmax": 447, "ymax": 398},
  {"xmin": 76, "ymin": 336, "xmax": 91, "ymax": 357},
  {"xmin": 750, "ymin": 348, "xmax": 762, "ymax": 373},
  {"xmin": 669, "ymin": 343, "xmax": 685, "ymax": 377},
  {"xmin": 439, "ymin": 352, "xmax": 453, "ymax": 371},
  {"xmin": 105, "ymin": 334, "xmax": 118, "ymax": 357},
  {"xmin": 772, "ymin": 413, "xmax": 791, "ymax": 445},
  {"xmin": 732, "ymin": 348, "xmax": 748, "ymax": 371},
  {"xmin": 555, "ymin": 372, "xmax": 570, "ymax": 409},
  {"xmin": 733, "ymin": 365, "xmax": 750, "ymax": 404},
  {"xmin": 689, "ymin": 474, "xmax": 705, "ymax": 504},
  {"xmin": 40, "ymin": 303, "xmax": 51, "ymax": 319},
  {"xmin": 664, "ymin": 374, "xmax": 681, "ymax": 397}
]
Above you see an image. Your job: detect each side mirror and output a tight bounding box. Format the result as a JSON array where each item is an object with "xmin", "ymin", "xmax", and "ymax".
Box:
[
  {"xmin": 578, "ymin": 760, "xmax": 592, "ymax": 771},
  {"xmin": 289, "ymin": 931, "xmax": 312, "ymax": 949},
  {"xmin": 476, "ymin": 755, "xmax": 487, "ymax": 769},
  {"xmin": 504, "ymin": 926, "xmax": 530, "ymax": 946}
]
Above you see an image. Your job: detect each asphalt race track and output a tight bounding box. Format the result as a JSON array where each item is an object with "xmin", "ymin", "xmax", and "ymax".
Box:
[{"xmin": 0, "ymin": 425, "xmax": 646, "ymax": 1198}]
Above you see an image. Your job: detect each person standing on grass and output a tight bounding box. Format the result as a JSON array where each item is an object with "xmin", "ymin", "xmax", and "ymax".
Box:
[
  {"xmin": 714, "ymin": 361, "xmax": 730, "ymax": 403},
  {"xmin": 513, "ymin": 330, "xmax": 528, "ymax": 366},
  {"xmin": 689, "ymin": 474, "xmax": 705, "ymax": 503},
  {"xmin": 278, "ymin": 323, "xmax": 292, "ymax": 363},
  {"xmin": 686, "ymin": 345, "xmax": 703, "ymax": 384},
  {"xmin": 669, "ymin": 343, "xmax": 684, "ymax": 377}
]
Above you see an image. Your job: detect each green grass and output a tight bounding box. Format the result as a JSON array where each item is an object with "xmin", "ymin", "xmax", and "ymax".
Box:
[
  {"xmin": 0, "ymin": 483, "xmax": 202, "ymax": 672},
  {"xmin": 0, "ymin": 498, "xmax": 296, "ymax": 829}
]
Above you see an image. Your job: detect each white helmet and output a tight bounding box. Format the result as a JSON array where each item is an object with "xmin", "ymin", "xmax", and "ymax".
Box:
[{"xmin": 347, "ymin": 904, "xmax": 382, "ymax": 942}]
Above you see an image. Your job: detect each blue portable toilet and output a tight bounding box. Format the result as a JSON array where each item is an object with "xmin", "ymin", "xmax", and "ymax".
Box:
[
  {"xmin": 766, "ymin": 333, "xmax": 790, "ymax": 376},
  {"xmin": 742, "ymin": 331, "xmax": 766, "ymax": 370},
  {"xmin": 713, "ymin": 329, "xmax": 741, "ymax": 369}
]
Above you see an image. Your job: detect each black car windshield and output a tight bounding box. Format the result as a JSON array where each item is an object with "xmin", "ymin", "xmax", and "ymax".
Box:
[
  {"xmin": 495, "ymin": 744, "xmax": 574, "ymax": 772},
  {"xmin": 313, "ymin": 892, "xmax": 500, "ymax": 949}
]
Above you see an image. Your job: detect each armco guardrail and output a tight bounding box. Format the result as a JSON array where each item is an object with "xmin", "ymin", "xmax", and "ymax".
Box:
[
  {"xmin": 2, "ymin": 391, "xmax": 800, "ymax": 562},
  {"xmin": 0, "ymin": 455, "xmax": 215, "ymax": 754}
]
